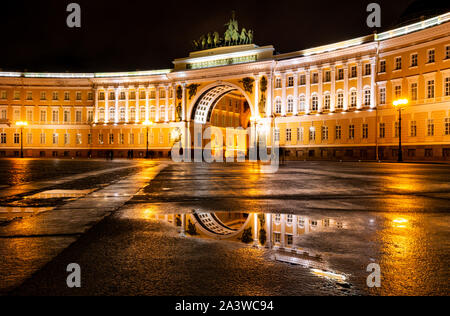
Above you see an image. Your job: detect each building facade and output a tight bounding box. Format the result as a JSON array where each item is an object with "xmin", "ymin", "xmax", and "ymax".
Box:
[{"xmin": 0, "ymin": 12, "xmax": 449, "ymax": 161}]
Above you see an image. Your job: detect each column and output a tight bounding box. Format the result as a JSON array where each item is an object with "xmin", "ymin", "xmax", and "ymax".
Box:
[
  {"xmin": 105, "ymin": 88, "xmax": 109, "ymax": 123},
  {"xmin": 136, "ymin": 88, "xmax": 140, "ymax": 123},
  {"xmin": 370, "ymin": 60, "xmax": 376, "ymax": 108},
  {"xmin": 293, "ymin": 72, "xmax": 299, "ymax": 115},
  {"xmin": 357, "ymin": 61, "xmax": 363, "ymax": 109},
  {"xmin": 181, "ymin": 83, "xmax": 186, "ymax": 121},
  {"xmin": 343, "ymin": 65, "xmax": 349, "ymax": 111},
  {"xmin": 293, "ymin": 215, "xmax": 298, "ymax": 248},
  {"xmin": 281, "ymin": 72, "xmax": 287, "ymax": 116},
  {"xmin": 331, "ymin": 65, "xmax": 336, "ymax": 112},
  {"xmin": 254, "ymin": 74, "xmax": 260, "ymax": 117},
  {"xmin": 94, "ymin": 88, "xmax": 99, "ymax": 123},
  {"xmin": 145, "ymin": 87, "xmax": 150, "ymax": 122},
  {"xmin": 280, "ymin": 214, "xmax": 286, "ymax": 248},
  {"xmin": 305, "ymin": 70, "xmax": 311, "ymax": 114},
  {"xmin": 114, "ymin": 88, "xmax": 119, "ymax": 123},
  {"xmin": 318, "ymin": 68, "xmax": 323, "ymax": 113},
  {"xmin": 266, "ymin": 213, "xmax": 272, "ymax": 249},
  {"xmin": 253, "ymin": 213, "xmax": 258, "ymax": 245},
  {"xmin": 125, "ymin": 87, "xmax": 129, "ymax": 123},
  {"xmin": 165, "ymin": 86, "xmax": 169, "ymax": 122},
  {"xmin": 155, "ymin": 85, "xmax": 160, "ymax": 122},
  {"xmin": 266, "ymin": 74, "xmax": 273, "ymax": 117}
]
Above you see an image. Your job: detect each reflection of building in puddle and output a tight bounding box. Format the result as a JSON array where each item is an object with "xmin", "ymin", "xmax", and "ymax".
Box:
[{"xmin": 152, "ymin": 211, "xmax": 349, "ymax": 283}]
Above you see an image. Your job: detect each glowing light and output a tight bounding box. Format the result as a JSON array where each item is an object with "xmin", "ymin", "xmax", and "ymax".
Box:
[
  {"xmin": 142, "ymin": 120, "xmax": 154, "ymax": 126},
  {"xmin": 310, "ymin": 269, "xmax": 347, "ymax": 282},
  {"xmin": 393, "ymin": 99, "xmax": 409, "ymax": 107},
  {"xmin": 15, "ymin": 121, "xmax": 28, "ymax": 126}
]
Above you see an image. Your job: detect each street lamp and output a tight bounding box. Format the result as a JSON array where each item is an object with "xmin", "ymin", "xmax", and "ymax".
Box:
[
  {"xmin": 393, "ymin": 99, "xmax": 409, "ymax": 163},
  {"xmin": 15, "ymin": 121, "xmax": 28, "ymax": 158},
  {"xmin": 142, "ymin": 120, "xmax": 153, "ymax": 158}
]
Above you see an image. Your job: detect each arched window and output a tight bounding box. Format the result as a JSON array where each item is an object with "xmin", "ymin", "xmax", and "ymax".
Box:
[
  {"xmin": 109, "ymin": 107, "xmax": 115, "ymax": 121},
  {"xmin": 311, "ymin": 94, "xmax": 318, "ymax": 111},
  {"xmin": 160, "ymin": 106, "xmax": 166, "ymax": 122},
  {"xmin": 140, "ymin": 106, "xmax": 146, "ymax": 121},
  {"xmin": 299, "ymin": 95, "xmax": 306, "ymax": 112},
  {"xmin": 364, "ymin": 88, "xmax": 371, "ymax": 106},
  {"xmin": 324, "ymin": 93, "xmax": 331, "ymax": 110},
  {"xmin": 98, "ymin": 108, "xmax": 105, "ymax": 121},
  {"xmin": 119, "ymin": 107, "xmax": 126, "ymax": 121},
  {"xmin": 274, "ymin": 99, "xmax": 282, "ymax": 114},
  {"xmin": 149, "ymin": 107, "xmax": 156, "ymax": 121},
  {"xmin": 350, "ymin": 89, "xmax": 357, "ymax": 108},
  {"xmin": 337, "ymin": 91, "xmax": 344, "ymax": 109},
  {"xmin": 287, "ymin": 96, "xmax": 294, "ymax": 113},
  {"xmin": 129, "ymin": 107, "xmax": 136, "ymax": 121}
]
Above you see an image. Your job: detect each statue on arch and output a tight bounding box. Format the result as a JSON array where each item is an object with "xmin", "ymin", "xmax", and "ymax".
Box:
[
  {"xmin": 213, "ymin": 31, "xmax": 221, "ymax": 47},
  {"xmin": 247, "ymin": 30, "xmax": 254, "ymax": 44},
  {"xmin": 239, "ymin": 28, "xmax": 248, "ymax": 45}
]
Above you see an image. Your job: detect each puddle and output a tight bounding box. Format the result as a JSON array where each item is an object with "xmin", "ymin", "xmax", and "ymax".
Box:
[{"xmin": 26, "ymin": 190, "xmax": 95, "ymax": 199}]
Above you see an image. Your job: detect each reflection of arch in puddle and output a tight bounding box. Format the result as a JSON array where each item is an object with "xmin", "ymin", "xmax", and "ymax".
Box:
[{"xmin": 191, "ymin": 211, "xmax": 251, "ymax": 240}]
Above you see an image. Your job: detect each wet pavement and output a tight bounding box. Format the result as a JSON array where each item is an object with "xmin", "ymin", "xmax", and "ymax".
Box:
[{"xmin": 1, "ymin": 161, "xmax": 450, "ymax": 296}]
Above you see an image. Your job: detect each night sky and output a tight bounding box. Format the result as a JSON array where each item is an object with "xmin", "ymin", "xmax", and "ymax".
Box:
[{"xmin": 0, "ymin": 0, "xmax": 448, "ymax": 72}]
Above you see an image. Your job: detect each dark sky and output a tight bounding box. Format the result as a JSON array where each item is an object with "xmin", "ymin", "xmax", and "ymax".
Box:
[{"xmin": 0, "ymin": 0, "xmax": 447, "ymax": 72}]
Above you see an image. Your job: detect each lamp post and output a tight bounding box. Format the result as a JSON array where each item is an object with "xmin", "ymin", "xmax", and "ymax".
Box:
[
  {"xmin": 393, "ymin": 99, "xmax": 408, "ymax": 163},
  {"xmin": 142, "ymin": 120, "xmax": 153, "ymax": 158},
  {"xmin": 15, "ymin": 121, "xmax": 28, "ymax": 158}
]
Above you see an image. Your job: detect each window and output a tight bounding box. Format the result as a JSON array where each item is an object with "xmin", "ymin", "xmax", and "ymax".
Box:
[
  {"xmin": 119, "ymin": 133, "xmax": 124, "ymax": 145},
  {"xmin": 274, "ymin": 233, "xmax": 281, "ymax": 244},
  {"xmin": 321, "ymin": 126, "xmax": 328, "ymax": 141},
  {"xmin": 325, "ymin": 71, "xmax": 331, "ymax": 82},
  {"xmin": 64, "ymin": 110, "xmax": 70, "ymax": 123},
  {"xmin": 109, "ymin": 107, "xmax": 115, "ymax": 121},
  {"xmin": 87, "ymin": 92, "xmax": 93, "ymax": 100},
  {"xmin": 349, "ymin": 125, "xmax": 355, "ymax": 139},
  {"xmin": 64, "ymin": 133, "xmax": 70, "ymax": 145},
  {"xmin": 395, "ymin": 85, "xmax": 402, "ymax": 99},
  {"xmin": 98, "ymin": 134, "xmax": 104, "ymax": 145},
  {"xmin": 445, "ymin": 118, "xmax": 450, "ymax": 136},
  {"xmin": 338, "ymin": 68, "xmax": 344, "ymax": 80},
  {"xmin": 380, "ymin": 60, "xmax": 386, "ymax": 73},
  {"xmin": 364, "ymin": 64, "xmax": 371, "ymax": 76},
  {"xmin": 274, "ymin": 99, "xmax": 282, "ymax": 114},
  {"xmin": 150, "ymin": 90, "xmax": 156, "ymax": 100},
  {"xmin": 52, "ymin": 133, "xmax": 58, "ymax": 145},
  {"xmin": 309, "ymin": 127, "xmax": 316, "ymax": 141},
  {"xmin": 129, "ymin": 133, "xmax": 135, "ymax": 145},
  {"xmin": 52, "ymin": 92, "xmax": 59, "ymax": 100},
  {"xmin": 287, "ymin": 97, "xmax": 294, "ymax": 113},
  {"xmin": 14, "ymin": 91, "xmax": 20, "ymax": 100},
  {"xmin": 299, "ymin": 95, "xmax": 305, "ymax": 112},
  {"xmin": 109, "ymin": 133, "xmax": 114, "ymax": 144},
  {"xmin": 395, "ymin": 57, "xmax": 402, "ymax": 70},
  {"xmin": 287, "ymin": 76, "xmax": 294, "ymax": 87},
  {"xmin": 99, "ymin": 92, "xmax": 105, "ymax": 100},
  {"xmin": 52, "ymin": 110, "xmax": 59, "ymax": 122},
  {"xmin": 312, "ymin": 73, "xmax": 318, "ymax": 84},
  {"xmin": 109, "ymin": 92, "xmax": 115, "ymax": 100},
  {"xmin": 13, "ymin": 109, "xmax": 20, "ymax": 121},
  {"xmin": 411, "ymin": 83, "xmax": 418, "ymax": 101},
  {"xmin": 120, "ymin": 92, "xmax": 126, "ymax": 100},
  {"xmin": 286, "ymin": 235, "xmax": 293, "ymax": 246},
  {"xmin": 379, "ymin": 87, "xmax": 386, "ymax": 105},
  {"xmin": 87, "ymin": 110, "xmax": 93, "ymax": 122},
  {"xmin": 98, "ymin": 108, "xmax": 105, "ymax": 121},
  {"xmin": 0, "ymin": 109, "xmax": 6, "ymax": 120},
  {"xmin": 411, "ymin": 54, "xmax": 418, "ymax": 67},
  {"xmin": 379, "ymin": 123, "xmax": 386, "ymax": 138},
  {"xmin": 425, "ymin": 149, "xmax": 433, "ymax": 157},
  {"xmin": 76, "ymin": 92, "xmax": 82, "ymax": 101},
  {"xmin": 39, "ymin": 92, "xmax": 46, "ymax": 100},
  {"xmin": 1, "ymin": 91, "xmax": 7, "ymax": 99},
  {"xmin": 324, "ymin": 94, "xmax": 330, "ymax": 110},
  {"xmin": 27, "ymin": 133, "xmax": 32, "ymax": 144},
  {"xmin": 297, "ymin": 127, "xmax": 303, "ymax": 142},
  {"xmin": 119, "ymin": 107, "xmax": 126, "ymax": 121},
  {"xmin": 363, "ymin": 124, "xmax": 369, "ymax": 139},
  {"xmin": 411, "ymin": 121, "xmax": 417, "ymax": 137},
  {"xmin": 427, "ymin": 49, "xmax": 435, "ymax": 63},
  {"xmin": 350, "ymin": 90, "xmax": 357, "ymax": 108},
  {"xmin": 335, "ymin": 125, "xmax": 342, "ymax": 140},
  {"xmin": 445, "ymin": 77, "xmax": 450, "ymax": 96},
  {"xmin": 64, "ymin": 92, "xmax": 70, "ymax": 101},
  {"xmin": 311, "ymin": 95, "xmax": 318, "ymax": 111},
  {"xmin": 26, "ymin": 110, "xmax": 33, "ymax": 122},
  {"xmin": 275, "ymin": 78, "xmax": 281, "ymax": 89},
  {"xmin": 139, "ymin": 91, "xmax": 146, "ymax": 100},
  {"xmin": 0, "ymin": 133, "xmax": 6, "ymax": 144},
  {"xmin": 26, "ymin": 92, "xmax": 33, "ymax": 100},
  {"xmin": 129, "ymin": 107, "xmax": 136, "ymax": 121},
  {"xmin": 14, "ymin": 133, "xmax": 20, "ymax": 144},
  {"xmin": 337, "ymin": 92, "xmax": 344, "ymax": 109},
  {"xmin": 427, "ymin": 80, "xmax": 435, "ymax": 99},
  {"xmin": 364, "ymin": 89, "xmax": 371, "ymax": 106},
  {"xmin": 446, "ymin": 46, "xmax": 450, "ymax": 59},
  {"xmin": 274, "ymin": 128, "xmax": 280, "ymax": 142},
  {"xmin": 40, "ymin": 110, "xmax": 47, "ymax": 122},
  {"xmin": 76, "ymin": 110, "xmax": 82, "ymax": 123},
  {"xmin": 351, "ymin": 66, "xmax": 357, "ymax": 78},
  {"xmin": 427, "ymin": 119, "xmax": 434, "ymax": 136},
  {"xmin": 40, "ymin": 133, "xmax": 46, "ymax": 144},
  {"xmin": 299, "ymin": 75, "xmax": 306, "ymax": 85},
  {"xmin": 286, "ymin": 128, "xmax": 292, "ymax": 142}
]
